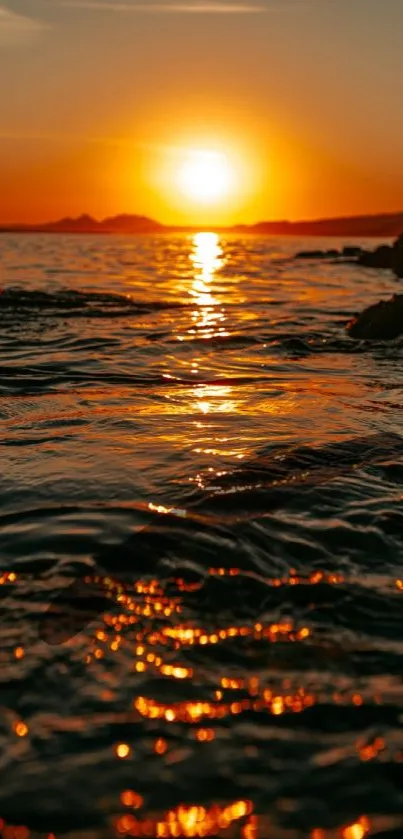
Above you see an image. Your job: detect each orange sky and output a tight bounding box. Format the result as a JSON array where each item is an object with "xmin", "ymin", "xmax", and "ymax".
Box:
[{"xmin": 1, "ymin": 0, "xmax": 403, "ymax": 225}]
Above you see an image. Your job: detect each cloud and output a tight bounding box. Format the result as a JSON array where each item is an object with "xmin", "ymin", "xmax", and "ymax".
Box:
[
  {"xmin": 60, "ymin": 1, "xmax": 265, "ymax": 13},
  {"xmin": 0, "ymin": 5, "xmax": 49, "ymax": 42}
]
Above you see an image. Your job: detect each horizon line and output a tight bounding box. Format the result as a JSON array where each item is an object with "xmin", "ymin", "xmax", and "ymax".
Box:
[{"xmin": 1, "ymin": 209, "xmax": 403, "ymax": 229}]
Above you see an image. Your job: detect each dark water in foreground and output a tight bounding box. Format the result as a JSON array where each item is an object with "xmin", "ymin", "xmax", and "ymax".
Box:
[{"xmin": 1, "ymin": 233, "xmax": 403, "ymax": 839}]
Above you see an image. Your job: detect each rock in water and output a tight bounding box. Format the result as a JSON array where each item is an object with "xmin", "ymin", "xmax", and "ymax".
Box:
[
  {"xmin": 294, "ymin": 232, "xmax": 403, "ymax": 276},
  {"xmin": 357, "ymin": 244, "xmax": 394, "ymax": 270},
  {"xmin": 392, "ymin": 233, "xmax": 403, "ymax": 277},
  {"xmin": 342, "ymin": 246, "xmax": 364, "ymax": 258},
  {"xmin": 294, "ymin": 249, "xmax": 328, "ymax": 259},
  {"xmin": 347, "ymin": 294, "xmax": 403, "ymax": 340},
  {"xmin": 356, "ymin": 233, "xmax": 403, "ymax": 276}
]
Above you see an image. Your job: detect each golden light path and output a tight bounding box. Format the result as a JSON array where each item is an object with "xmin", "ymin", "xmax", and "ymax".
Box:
[
  {"xmin": 191, "ymin": 233, "xmax": 232, "ymax": 411},
  {"xmin": 191, "ymin": 232, "xmax": 223, "ymax": 295},
  {"xmin": 174, "ymin": 232, "xmax": 237, "ymax": 416},
  {"xmin": 174, "ymin": 231, "xmax": 225, "ymax": 344}
]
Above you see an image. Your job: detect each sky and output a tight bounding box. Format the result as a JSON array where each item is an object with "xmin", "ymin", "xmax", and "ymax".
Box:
[{"xmin": 1, "ymin": 0, "xmax": 403, "ymax": 225}]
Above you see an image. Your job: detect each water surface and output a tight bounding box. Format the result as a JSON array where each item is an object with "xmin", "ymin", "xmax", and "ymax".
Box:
[{"xmin": 1, "ymin": 233, "xmax": 403, "ymax": 839}]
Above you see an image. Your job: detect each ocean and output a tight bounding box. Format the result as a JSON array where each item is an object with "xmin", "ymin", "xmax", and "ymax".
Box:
[{"xmin": 1, "ymin": 232, "xmax": 402, "ymax": 839}]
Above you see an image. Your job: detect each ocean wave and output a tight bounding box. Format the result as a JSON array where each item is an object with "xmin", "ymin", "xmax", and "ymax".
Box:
[{"xmin": 0, "ymin": 288, "xmax": 186, "ymax": 318}]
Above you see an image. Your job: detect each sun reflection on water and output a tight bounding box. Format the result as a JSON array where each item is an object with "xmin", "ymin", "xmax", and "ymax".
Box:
[
  {"xmin": 195, "ymin": 384, "xmax": 238, "ymax": 416},
  {"xmin": 173, "ymin": 233, "xmax": 239, "ymax": 418},
  {"xmin": 192, "ymin": 232, "xmax": 222, "ymax": 279},
  {"xmin": 177, "ymin": 233, "xmax": 229, "ymax": 343}
]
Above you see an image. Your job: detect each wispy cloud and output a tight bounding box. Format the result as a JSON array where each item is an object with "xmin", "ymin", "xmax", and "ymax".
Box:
[
  {"xmin": 0, "ymin": 5, "xmax": 50, "ymax": 42},
  {"xmin": 60, "ymin": 1, "xmax": 265, "ymax": 13},
  {"xmin": 55, "ymin": 0, "xmax": 338, "ymax": 15}
]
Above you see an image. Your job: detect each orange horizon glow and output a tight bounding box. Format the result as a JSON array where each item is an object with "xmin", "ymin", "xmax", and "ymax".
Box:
[
  {"xmin": 1, "ymin": 122, "xmax": 403, "ymax": 227},
  {"xmin": 2, "ymin": 117, "xmax": 403, "ymax": 228},
  {"xmin": 1, "ymin": 2, "xmax": 403, "ymax": 225}
]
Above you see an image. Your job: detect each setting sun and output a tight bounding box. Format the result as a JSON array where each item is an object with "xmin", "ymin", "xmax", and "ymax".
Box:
[{"xmin": 177, "ymin": 149, "xmax": 235, "ymax": 204}]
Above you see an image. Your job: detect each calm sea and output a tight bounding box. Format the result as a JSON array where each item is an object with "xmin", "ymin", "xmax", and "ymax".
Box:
[{"xmin": 1, "ymin": 233, "xmax": 403, "ymax": 839}]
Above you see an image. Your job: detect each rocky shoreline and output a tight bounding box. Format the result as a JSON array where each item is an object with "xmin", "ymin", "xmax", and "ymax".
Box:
[
  {"xmin": 296, "ymin": 232, "xmax": 403, "ymax": 277},
  {"xmin": 295, "ymin": 234, "xmax": 403, "ymax": 340}
]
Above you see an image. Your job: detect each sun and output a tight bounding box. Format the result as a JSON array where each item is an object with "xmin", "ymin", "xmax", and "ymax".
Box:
[{"xmin": 177, "ymin": 149, "xmax": 235, "ymax": 204}]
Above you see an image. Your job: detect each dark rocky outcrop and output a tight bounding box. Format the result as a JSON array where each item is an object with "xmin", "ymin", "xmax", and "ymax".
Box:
[
  {"xmin": 294, "ymin": 248, "xmax": 355, "ymax": 260},
  {"xmin": 294, "ymin": 246, "xmax": 367, "ymax": 261},
  {"xmin": 342, "ymin": 246, "xmax": 363, "ymax": 258},
  {"xmin": 356, "ymin": 235, "xmax": 403, "ymax": 277},
  {"xmin": 357, "ymin": 244, "xmax": 392, "ymax": 269},
  {"xmin": 295, "ymin": 249, "xmax": 328, "ymax": 259},
  {"xmin": 393, "ymin": 233, "xmax": 403, "ymax": 277},
  {"xmin": 347, "ymin": 294, "xmax": 403, "ymax": 340},
  {"xmin": 295, "ymin": 233, "xmax": 403, "ymax": 278}
]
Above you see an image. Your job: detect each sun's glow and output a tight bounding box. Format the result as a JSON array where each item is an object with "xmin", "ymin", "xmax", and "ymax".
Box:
[
  {"xmin": 141, "ymin": 132, "xmax": 262, "ymax": 224},
  {"xmin": 177, "ymin": 149, "xmax": 235, "ymax": 204}
]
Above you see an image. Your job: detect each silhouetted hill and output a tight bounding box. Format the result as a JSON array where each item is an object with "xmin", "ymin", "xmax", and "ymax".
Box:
[
  {"xmin": 99, "ymin": 214, "xmax": 164, "ymax": 233},
  {"xmin": 1, "ymin": 211, "xmax": 403, "ymax": 237},
  {"xmin": 44, "ymin": 214, "xmax": 100, "ymax": 232},
  {"xmin": 0, "ymin": 214, "xmax": 163, "ymax": 234},
  {"xmin": 244, "ymin": 212, "xmax": 403, "ymax": 237}
]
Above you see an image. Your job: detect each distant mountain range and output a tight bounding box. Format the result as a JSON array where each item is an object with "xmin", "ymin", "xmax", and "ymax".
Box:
[
  {"xmin": 0, "ymin": 214, "xmax": 164, "ymax": 235},
  {"xmin": 1, "ymin": 211, "xmax": 403, "ymax": 237}
]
